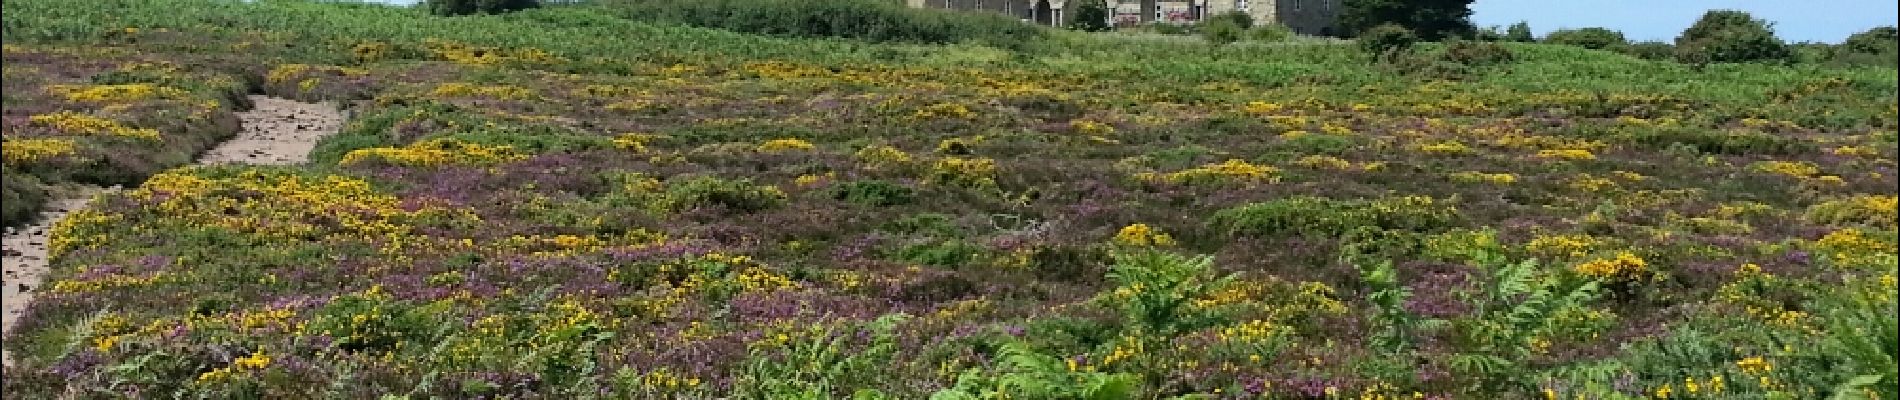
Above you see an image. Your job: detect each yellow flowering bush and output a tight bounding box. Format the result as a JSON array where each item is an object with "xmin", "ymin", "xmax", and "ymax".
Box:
[
  {"xmin": 1572, "ymin": 251, "xmax": 1652, "ymax": 283},
  {"xmin": 1144, "ymin": 159, "xmax": 1282, "ymax": 185},
  {"xmin": 1449, "ymin": 171, "xmax": 1517, "ymax": 185},
  {"xmin": 853, "ymin": 144, "xmax": 912, "ymax": 168},
  {"xmin": 29, "ymin": 111, "xmax": 161, "ymax": 140},
  {"xmin": 48, "ymin": 83, "xmax": 188, "ymax": 103},
  {"xmin": 928, "ymin": 157, "xmax": 998, "ymax": 188},
  {"xmin": 431, "ymin": 82, "xmax": 538, "ymax": 100},
  {"xmin": 1113, "ymin": 223, "xmax": 1176, "ymax": 247},
  {"xmin": 1294, "ymin": 155, "xmax": 1353, "ymax": 170},
  {"xmin": 340, "ymin": 138, "xmax": 529, "ymax": 167},
  {"xmin": 911, "ymin": 102, "xmax": 975, "ymax": 120},
  {"xmin": 1750, "ymin": 160, "xmax": 1821, "ymax": 179},
  {"xmin": 756, "ymin": 138, "xmax": 816, "ymax": 153},
  {"xmin": 1536, "ymin": 149, "xmax": 1597, "ymax": 161},
  {"xmin": 1071, "ymin": 119, "xmax": 1116, "ymax": 136},
  {"xmin": 1804, "ymin": 195, "xmax": 1897, "ymax": 228},
  {"xmin": 1414, "ymin": 141, "xmax": 1473, "ymax": 156},
  {"xmin": 2, "ymin": 138, "xmax": 79, "ymax": 166}
]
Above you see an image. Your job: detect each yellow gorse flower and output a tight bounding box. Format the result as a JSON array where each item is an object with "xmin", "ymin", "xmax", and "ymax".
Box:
[{"xmin": 1113, "ymin": 223, "xmax": 1176, "ymax": 247}]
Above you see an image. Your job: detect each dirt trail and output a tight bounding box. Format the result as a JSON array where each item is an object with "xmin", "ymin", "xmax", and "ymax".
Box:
[{"xmin": 2, "ymin": 95, "xmax": 342, "ymax": 367}]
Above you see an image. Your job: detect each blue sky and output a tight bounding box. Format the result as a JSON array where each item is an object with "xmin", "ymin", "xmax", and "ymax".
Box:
[{"xmin": 1472, "ymin": 0, "xmax": 1899, "ymax": 44}]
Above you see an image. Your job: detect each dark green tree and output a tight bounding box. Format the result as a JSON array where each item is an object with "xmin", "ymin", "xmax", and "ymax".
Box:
[
  {"xmin": 1338, "ymin": 0, "xmax": 1475, "ymax": 41},
  {"xmin": 1841, "ymin": 26, "xmax": 1898, "ymax": 55},
  {"xmin": 1504, "ymin": 21, "xmax": 1534, "ymax": 42},
  {"xmin": 1357, "ymin": 23, "xmax": 1417, "ymax": 58},
  {"xmin": 1068, "ymin": 0, "xmax": 1112, "ymax": 32},
  {"xmin": 1673, "ymin": 10, "xmax": 1791, "ymax": 64},
  {"xmin": 427, "ymin": 0, "xmax": 539, "ymax": 16},
  {"xmin": 1544, "ymin": 27, "xmax": 1627, "ymax": 50}
]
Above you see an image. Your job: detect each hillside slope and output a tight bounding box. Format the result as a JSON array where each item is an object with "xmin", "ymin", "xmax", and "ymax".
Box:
[{"xmin": 2, "ymin": 1, "xmax": 1895, "ymax": 398}]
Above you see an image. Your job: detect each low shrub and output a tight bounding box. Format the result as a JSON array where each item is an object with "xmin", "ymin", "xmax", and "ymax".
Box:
[
  {"xmin": 832, "ymin": 179, "xmax": 916, "ymax": 207},
  {"xmin": 1358, "ymin": 24, "xmax": 1418, "ymax": 59},
  {"xmin": 1543, "ymin": 27, "xmax": 1626, "ymax": 50},
  {"xmin": 1208, "ymin": 195, "xmax": 1461, "ymax": 238}
]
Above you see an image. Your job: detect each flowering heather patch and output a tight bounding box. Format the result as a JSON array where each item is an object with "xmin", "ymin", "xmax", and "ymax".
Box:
[
  {"xmin": 3, "ymin": 1, "xmax": 1898, "ymax": 398},
  {"xmin": 0, "ymin": 45, "xmax": 245, "ymax": 226}
]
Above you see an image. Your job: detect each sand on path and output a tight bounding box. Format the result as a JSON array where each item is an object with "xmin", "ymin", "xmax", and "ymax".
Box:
[{"xmin": 2, "ymin": 95, "xmax": 342, "ymax": 367}]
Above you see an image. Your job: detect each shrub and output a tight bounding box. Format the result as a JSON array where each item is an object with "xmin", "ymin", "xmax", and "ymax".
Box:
[
  {"xmin": 1205, "ymin": 10, "xmax": 1254, "ymax": 30},
  {"xmin": 1067, "ymin": 0, "xmax": 1112, "ymax": 32},
  {"xmin": 1, "ymin": 170, "xmax": 49, "ymax": 228},
  {"xmin": 832, "ymin": 180, "xmax": 916, "ymax": 207},
  {"xmin": 1673, "ymin": 10, "xmax": 1792, "ymax": 64},
  {"xmin": 1201, "ymin": 16, "xmax": 1248, "ymax": 45},
  {"xmin": 1441, "ymin": 39, "xmax": 1514, "ymax": 67},
  {"xmin": 1617, "ymin": 41, "xmax": 1675, "ymax": 60},
  {"xmin": 1208, "ymin": 195, "xmax": 1461, "ymax": 238},
  {"xmin": 1338, "ymin": 0, "xmax": 1475, "ymax": 41},
  {"xmin": 1249, "ymin": 24, "xmax": 1295, "ymax": 42},
  {"xmin": 1358, "ymin": 24, "xmax": 1418, "ymax": 58},
  {"xmin": 427, "ymin": 0, "xmax": 539, "ymax": 16},
  {"xmin": 600, "ymin": 0, "xmax": 1042, "ymax": 46},
  {"xmin": 1504, "ymin": 21, "xmax": 1534, "ymax": 42},
  {"xmin": 1833, "ymin": 26, "xmax": 1898, "ymax": 66},
  {"xmin": 655, "ymin": 176, "xmax": 788, "ymax": 213},
  {"xmin": 1543, "ymin": 27, "xmax": 1626, "ymax": 50},
  {"xmin": 1841, "ymin": 26, "xmax": 1899, "ymax": 55},
  {"xmin": 897, "ymin": 240, "xmax": 983, "ymax": 267}
]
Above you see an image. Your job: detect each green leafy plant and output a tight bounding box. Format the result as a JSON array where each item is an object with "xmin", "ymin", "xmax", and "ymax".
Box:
[
  {"xmin": 1543, "ymin": 27, "xmax": 1627, "ymax": 50},
  {"xmin": 930, "ymin": 341, "xmax": 1139, "ymax": 400},
  {"xmin": 1358, "ymin": 24, "xmax": 1418, "ymax": 59}
]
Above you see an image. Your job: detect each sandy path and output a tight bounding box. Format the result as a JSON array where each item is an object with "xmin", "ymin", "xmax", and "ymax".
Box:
[
  {"xmin": 2, "ymin": 95, "xmax": 342, "ymax": 367},
  {"xmin": 201, "ymin": 96, "xmax": 345, "ymax": 165}
]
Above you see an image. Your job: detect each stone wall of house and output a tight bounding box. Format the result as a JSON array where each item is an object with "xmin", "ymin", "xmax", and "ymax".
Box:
[
  {"xmin": 1197, "ymin": 0, "xmax": 1337, "ymax": 36},
  {"xmin": 1271, "ymin": 0, "xmax": 1338, "ymax": 35}
]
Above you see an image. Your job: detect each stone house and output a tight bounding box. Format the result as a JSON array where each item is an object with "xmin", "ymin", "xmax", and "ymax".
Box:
[{"xmin": 1201, "ymin": 0, "xmax": 1340, "ymax": 35}]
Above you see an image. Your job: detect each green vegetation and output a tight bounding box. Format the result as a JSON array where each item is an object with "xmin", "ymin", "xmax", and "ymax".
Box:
[
  {"xmin": 1544, "ymin": 27, "xmax": 1628, "ymax": 50},
  {"xmin": 1338, "ymin": 0, "xmax": 1476, "ymax": 40},
  {"xmin": 1, "ymin": 0, "xmax": 1895, "ymax": 398}
]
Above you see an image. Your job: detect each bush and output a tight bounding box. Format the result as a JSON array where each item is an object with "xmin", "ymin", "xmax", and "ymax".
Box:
[
  {"xmin": 655, "ymin": 176, "xmax": 788, "ymax": 213},
  {"xmin": 832, "ymin": 180, "xmax": 916, "ymax": 207},
  {"xmin": 1673, "ymin": 10, "xmax": 1792, "ymax": 64},
  {"xmin": 1543, "ymin": 27, "xmax": 1626, "ymax": 50},
  {"xmin": 600, "ymin": 0, "xmax": 1043, "ymax": 46},
  {"xmin": 1, "ymin": 170, "xmax": 49, "ymax": 228},
  {"xmin": 1841, "ymin": 26, "xmax": 1899, "ymax": 55},
  {"xmin": 1249, "ymin": 24, "xmax": 1295, "ymax": 42},
  {"xmin": 1067, "ymin": 0, "xmax": 1112, "ymax": 32},
  {"xmin": 1833, "ymin": 26, "xmax": 1898, "ymax": 66},
  {"xmin": 1207, "ymin": 195, "xmax": 1461, "ymax": 238},
  {"xmin": 1338, "ymin": 0, "xmax": 1475, "ymax": 41},
  {"xmin": 1617, "ymin": 41, "xmax": 1675, "ymax": 60},
  {"xmin": 1441, "ymin": 39, "xmax": 1514, "ymax": 66},
  {"xmin": 1205, "ymin": 10, "xmax": 1254, "ymax": 30},
  {"xmin": 1505, "ymin": 21, "xmax": 1534, "ymax": 42},
  {"xmin": 1358, "ymin": 24, "xmax": 1418, "ymax": 58},
  {"xmin": 1201, "ymin": 15, "xmax": 1248, "ymax": 45},
  {"xmin": 427, "ymin": 0, "xmax": 539, "ymax": 16}
]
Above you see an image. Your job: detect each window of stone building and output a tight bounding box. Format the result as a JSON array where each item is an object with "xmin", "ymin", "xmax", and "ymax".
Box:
[
  {"xmin": 1292, "ymin": 0, "xmax": 1300, "ymax": 11},
  {"xmin": 1235, "ymin": 0, "xmax": 1247, "ymax": 11}
]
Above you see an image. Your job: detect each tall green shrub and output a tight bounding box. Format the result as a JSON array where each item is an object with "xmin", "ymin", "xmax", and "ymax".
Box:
[
  {"xmin": 427, "ymin": 0, "xmax": 540, "ymax": 16},
  {"xmin": 1543, "ymin": 27, "xmax": 1626, "ymax": 50},
  {"xmin": 1504, "ymin": 21, "xmax": 1533, "ymax": 42},
  {"xmin": 1673, "ymin": 9, "xmax": 1792, "ymax": 64},
  {"xmin": 1068, "ymin": 0, "xmax": 1112, "ymax": 32}
]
